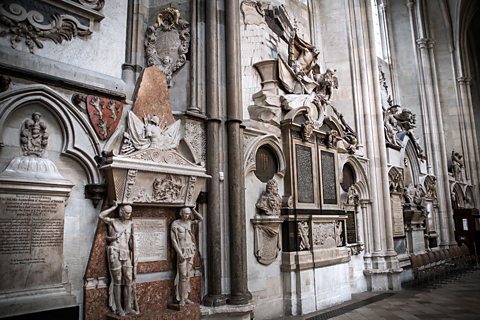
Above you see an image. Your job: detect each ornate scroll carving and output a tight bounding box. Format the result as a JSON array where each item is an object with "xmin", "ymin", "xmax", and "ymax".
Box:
[
  {"xmin": 145, "ymin": 7, "xmax": 190, "ymax": 86},
  {"xmin": 312, "ymin": 222, "xmax": 336, "ymax": 249},
  {"xmin": 184, "ymin": 120, "xmax": 206, "ymax": 165},
  {"xmin": 0, "ymin": 1, "xmax": 104, "ymax": 53}
]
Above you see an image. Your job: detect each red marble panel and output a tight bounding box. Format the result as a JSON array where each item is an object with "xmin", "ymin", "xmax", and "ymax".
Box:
[{"xmin": 132, "ymin": 67, "xmax": 175, "ymax": 126}]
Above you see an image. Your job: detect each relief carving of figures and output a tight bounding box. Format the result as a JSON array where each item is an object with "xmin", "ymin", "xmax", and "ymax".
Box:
[
  {"xmin": 20, "ymin": 112, "xmax": 49, "ymax": 157},
  {"xmin": 312, "ymin": 222, "xmax": 336, "ymax": 248},
  {"xmin": 335, "ymin": 221, "xmax": 344, "ymax": 247},
  {"xmin": 384, "ymin": 105, "xmax": 401, "ymax": 147},
  {"xmin": 346, "ymin": 186, "xmax": 360, "ymax": 206},
  {"xmin": 152, "ymin": 175, "xmax": 183, "ymax": 202},
  {"xmin": 297, "ymin": 221, "xmax": 310, "ymax": 251},
  {"xmin": 256, "ymin": 179, "xmax": 282, "ymax": 216},
  {"xmin": 452, "ymin": 150, "xmax": 465, "ymax": 182},
  {"xmin": 425, "ymin": 176, "xmax": 437, "ymax": 199},
  {"xmin": 99, "ymin": 202, "xmax": 139, "ymax": 317},
  {"xmin": 389, "ymin": 168, "xmax": 404, "ymax": 193},
  {"xmin": 0, "ymin": 2, "xmax": 100, "ymax": 53},
  {"xmin": 86, "ymin": 96, "xmax": 123, "ymax": 140},
  {"xmin": 171, "ymin": 207, "xmax": 203, "ymax": 306},
  {"xmin": 383, "ymin": 104, "xmax": 424, "ymax": 157},
  {"xmin": 403, "ymin": 183, "xmax": 426, "ymax": 210},
  {"xmin": 145, "ymin": 7, "xmax": 190, "ymax": 86},
  {"xmin": 121, "ymin": 111, "xmax": 181, "ymax": 154}
]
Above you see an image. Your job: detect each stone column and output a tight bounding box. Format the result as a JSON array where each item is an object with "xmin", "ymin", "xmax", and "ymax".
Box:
[
  {"xmin": 225, "ymin": 0, "xmax": 251, "ymax": 305},
  {"xmin": 203, "ymin": 0, "xmax": 226, "ymax": 307},
  {"xmin": 121, "ymin": 0, "xmax": 136, "ymax": 96},
  {"xmin": 457, "ymin": 77, "xmax": 480, "ymax": 205},
  {"xmin": 407, "ymin": 0, "xmax": 454, "ymax": 246}
]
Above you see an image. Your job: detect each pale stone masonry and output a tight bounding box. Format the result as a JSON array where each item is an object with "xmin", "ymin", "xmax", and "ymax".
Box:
[{"xmin": 0, "ymin": 0, "xmax": 479, "ymax": 319}]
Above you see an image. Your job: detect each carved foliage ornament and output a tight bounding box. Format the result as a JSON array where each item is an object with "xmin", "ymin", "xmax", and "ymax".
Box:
[
  {"xmin": 0, "ymin": 1, "xmax": 104, "ymax": 53},
  {"xmin": 86, "ymin": 96, "xmax": 123, "ymax": 140},
  {"xmin": 145, "ymin": 7, "xmax": 190, "ymax": 87}
]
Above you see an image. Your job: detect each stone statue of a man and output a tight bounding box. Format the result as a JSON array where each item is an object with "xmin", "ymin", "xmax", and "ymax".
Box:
[
  {"xmin": 99, "ymin": 201, "xmax": 139, "ymax": 316},
  {"xmin": 171, "ymin": 206, "xmax": 203, "ymax": 306}
]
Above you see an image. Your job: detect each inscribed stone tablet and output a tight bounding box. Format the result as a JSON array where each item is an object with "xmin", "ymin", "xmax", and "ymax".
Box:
[
  {"xmin": 133, "ymin": 218, "xmax": 168, "ymax": 262},
  {"xmin": 0, "ymin": 194, "xmax": 65, "ymax": 292},
  {"xmin": 391, "ymin": 195, "xmax": 405, "ymax": 236},
  {"xmin": 295, "ymin": 145, "xmax": 314, "ymax": 203},
  {"xmin": 321, "ymin": 151, "xmax": 337, "ymax": 204}
]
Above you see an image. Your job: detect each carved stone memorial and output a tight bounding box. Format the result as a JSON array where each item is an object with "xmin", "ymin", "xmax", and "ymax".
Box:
[
  {"xmin": 0, "ymin": 112, "xmax": 75, "ymax": 317},
  {"xmin": 251, "ymin": 179, "xmax": 286, "ymax": 265},
  {"xmin": 84, "ymin": 69, "xmax": 206, "ymax": 319},
  {"xmin": 145, "ymin": 7, "xmax": 190, "ymax": 86}
]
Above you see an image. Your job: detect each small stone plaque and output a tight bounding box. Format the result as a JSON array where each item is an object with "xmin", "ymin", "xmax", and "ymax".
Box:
[
  {"xmin": 345, "ymin": 211, "xmax": 357, "ymax": 244},
  {"xmin": 133, "ymin": 218, "xmax": 168, "ymax": 262},
  {"xmin": 0, "ymin": 194, "xmax": 65, "ymax": 292},
  {"xmin": 295, "ymin": 145, "xmax": 314, "ymax": 203},
  {"xmin": 391, "ymin": 195, "xmax": 405, "ymax": 236},
  {"xmin": 321, "ymin": 151, "xmax": 337, "ymax": 205}
]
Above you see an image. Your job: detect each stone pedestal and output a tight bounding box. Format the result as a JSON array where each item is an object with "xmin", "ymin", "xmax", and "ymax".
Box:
[
  {"xmin": 404, "ymin": 208, "xmax": 427, "ymax": 254},
  {"xmin": 0, "ymin": 156, "xmax": 75, "ymax": 317}
]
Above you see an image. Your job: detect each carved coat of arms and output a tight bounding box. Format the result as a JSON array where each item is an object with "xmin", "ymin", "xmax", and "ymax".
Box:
[
  {"xmin": 145, "ymin": 7, "xmax": 190, "ymax": 86},
  {"xmin": 86, "ymin": 96, "xmax": 123, "ymax": 140}
]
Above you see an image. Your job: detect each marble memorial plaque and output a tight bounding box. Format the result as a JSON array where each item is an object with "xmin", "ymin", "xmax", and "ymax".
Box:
[
  {"xmin": 295, "ymin": 145, "xmax": 314, "ymax": 203},
  {"xmin": 321, "ymin": 151, "xmax": 337, "ymax": 204},
  {"xmin": 391, "ymin": 195, "xmax": 405, "ymax": 236},
  {"xmin": 0, "ymin": 194, "xmax": 65, "ymax": 292},
  {"xmin": 133, "ymin": 218, "xmax": 168, "ymax": 262}
]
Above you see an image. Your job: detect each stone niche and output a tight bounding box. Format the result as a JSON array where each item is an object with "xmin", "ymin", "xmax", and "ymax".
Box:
[{"xmin": 0, "ymin": 112, "xmax": 76, "ymax": 317}]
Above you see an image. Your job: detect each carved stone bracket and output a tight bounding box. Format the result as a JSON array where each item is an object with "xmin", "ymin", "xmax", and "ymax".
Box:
[
  {"xmin": 251, "ymin": 217, "xmax": 285, "ymax": 265},
  {"xmin": 145, "ymin": 7, "xmax": 190, "ymax": 86},
  {"xmin": 0, "ymin": 1, "xmax": 104, "ymax": 53}
]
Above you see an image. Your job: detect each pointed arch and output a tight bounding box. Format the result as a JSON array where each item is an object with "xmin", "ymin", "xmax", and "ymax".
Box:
[
  {"xmin": 0, "ymin": 85, "xmax": 102, "ymax": 184},
  {"xmin": 342, "ymin": 156, "xmax": 369, "ymax": 200}
]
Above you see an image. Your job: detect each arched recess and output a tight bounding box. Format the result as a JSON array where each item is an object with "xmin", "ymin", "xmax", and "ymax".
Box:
[
  {"xmin": 0, "ymin": 85, "xmax": 102, "ymax": 184},
  {"xmin": 342, "ymin": 156, "xmax": 369, "ymax": 200},
  {"xmin": 451, "ymin": 183, "xmax": 465, "ymax": 209},
  {"xmin": 464, "ymin": 185, "xmax": 474, "ymax": 208},
  {"xmin": 244, "ymin": 134, "xmax": 286, "ymax": 177},
  {"xmin": 399, "ymin": 137, "xmax": 421, "ymax": 185}
]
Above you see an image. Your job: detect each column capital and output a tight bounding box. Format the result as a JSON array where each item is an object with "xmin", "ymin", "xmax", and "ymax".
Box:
[
  {"xmin": 416, "ymin": 38, "xmax": 431, "ymax": 49},
  {"xmin": 406, "ymin": 0, "xmax": 415, "ymax": 9},
  {"xmin": 456, "ymin": 76, "xmax": 472, "ymax": 85}
]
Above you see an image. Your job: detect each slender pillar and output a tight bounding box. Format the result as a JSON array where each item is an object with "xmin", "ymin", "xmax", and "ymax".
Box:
[
  {"xmin": 225, "ymin": 0, "xmax": 251, "ymax": 305},
  {"xmin": 365, "ymin": 0, "xmax": 398, "ymax": 263},
  {"xmin": 203, "ymin": 0, "xmax": 226, "ymax": 307},
  {"xmin": 121, "ymin": 0, "xmax": 136, "ymax": 95}
]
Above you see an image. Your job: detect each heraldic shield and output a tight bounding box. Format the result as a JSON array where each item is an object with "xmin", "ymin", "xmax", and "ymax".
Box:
[{"xmin": 86, "ymin": 96, "xmax": 123, "ymax": 140}]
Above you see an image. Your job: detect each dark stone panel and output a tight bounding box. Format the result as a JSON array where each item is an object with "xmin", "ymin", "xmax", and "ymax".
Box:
[
  {"xmin": 295, "ymin": 145, "xmax": 314, "ymax": 203},
  {"xmin": 320, "ymin": 151, "xmax": 337, "ymax": 205},
  {"xmin": 4, "ymin": 306, "xmax": 79, "ymax": 320}
]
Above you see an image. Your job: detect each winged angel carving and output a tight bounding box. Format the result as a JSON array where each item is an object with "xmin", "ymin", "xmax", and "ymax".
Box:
[{"xmin": 121, "ymin": 111, "xmax": 181, "ymax": 154}]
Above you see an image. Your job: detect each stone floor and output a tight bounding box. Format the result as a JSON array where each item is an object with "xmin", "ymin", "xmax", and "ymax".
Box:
[{"xmin": 292, "ymin": 268, "xmax": 480, "ymax": 320}]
